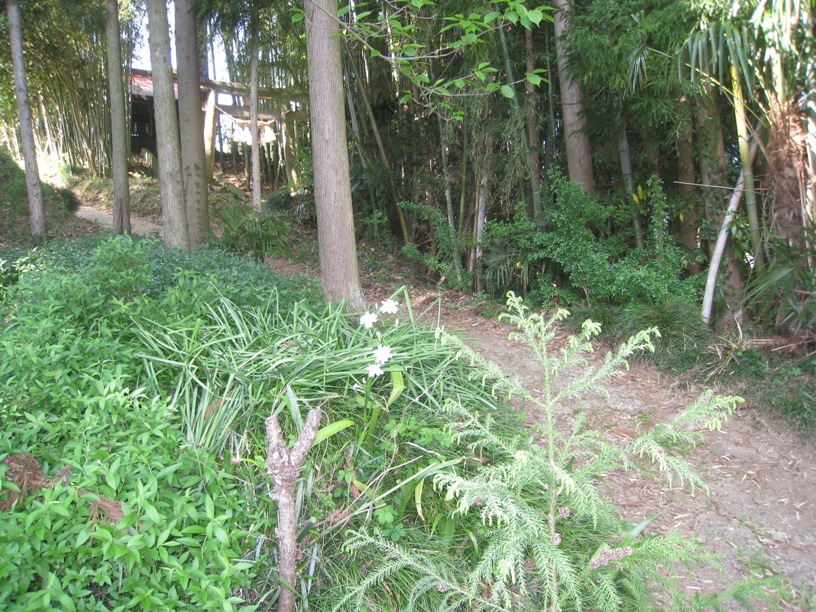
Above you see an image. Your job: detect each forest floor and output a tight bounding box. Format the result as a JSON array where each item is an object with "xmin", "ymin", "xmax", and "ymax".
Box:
[{"xmin": 75, "ymin": 203, "xmax": 816, "ymax": 609}]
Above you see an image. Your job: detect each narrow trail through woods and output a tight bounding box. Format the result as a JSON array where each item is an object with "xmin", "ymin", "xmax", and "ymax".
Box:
[{"xmin": 76, "ymin": 205, "xmax": 816, "ymax": 608}]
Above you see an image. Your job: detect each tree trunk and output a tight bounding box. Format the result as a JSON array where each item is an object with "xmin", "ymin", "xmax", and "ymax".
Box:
[
  {"xmin": 553, "ymin": 0, "xmax": 594, "ymax": 192},
  {"xmin": 250, "ymin": 10, "xmax": 262, "ymax": 212},
  {"xmin": 105, "ymin": 0, "xmax": 131, "ymax": 234},
  {"xmin": 175, "ymin": 0, "xmax": 209, "ymax": 249},
  {"xmin": 351, "ymin": 52, "xmax": 410, "ymax": 243},
  {"xmin": 203, "ymin": 89, "xmax": 218, "ymax": 181},
  {"xmin": 265, "ymin": 408, "xmax": 321, "ymax": 612},
  {"xmin": 146, "ymin": 0, "xmax": 188, "ymax": 249},
  {"xmin": 305, "ymin": 0, "xmax": 365, "ymax": 310},
  {"xmin": 458, "ymin": 116, "xmax": 469, "ymax": 235},
  {"xmin": 497, "ymin": 24, "xmax": 541, "ymax": 218},
  {"xmin": 695, "ymin": 86, "xmax": 727, "ymax": 226},
  {"xmin": 436, "ymin": 110, "xmax": 463, "ymax": 285},
  {"xmin": 525, "ymin": 28, "xmax": 541, "ymax": 215},
  {"xmin": 281, "ymin": 109, "xmax": 299, "ymax": 187},
  {"xmin": 731, "ymin": 65, "xmax": 763, "ymax": 273},
  {"xmin": 6, "ymin": 0, "xmax": 45, "ymax": 237},
  {"xmin": 618, "ymin": 126, "xmax": 645, "ymax": 249},
  {"xmin": 543, "ymin": 32, "xmax": 557, "ymax": 176},
  {"xmin": 697, "ymin": 93, "xmax": 745, "ymax": 320},
  {"xmin": 702, "ymin": 139, "xmax": 759, "ymax": 325},
  {"xmin": 474, "ymin": 157, "xmax": 490, "ymax": 293},
  {"xmin": 677, "ymin": 98, "xmax": 697, "ymax": 254}
]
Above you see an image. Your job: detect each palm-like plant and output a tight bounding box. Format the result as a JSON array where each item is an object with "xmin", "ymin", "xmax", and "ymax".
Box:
[
  {"xmin": 744, "ymin": 226, "xmax": 816, "ymax": 337},
  {"xmin": 684, "ymin": 0, "xmax": 815, "ymax": 270}
]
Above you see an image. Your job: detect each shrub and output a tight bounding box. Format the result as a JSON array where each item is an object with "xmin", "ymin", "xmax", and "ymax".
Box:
[
  {"xmin": 57, "ymin": 188, "xmax": 81, "ymax": 213},
  {"xmin": 400, "ymin": 201, "xmax": 471, "ymax": 291},
  {"xmin": 483, "ymin": 173, "xmax": 701, "ymax": 309},
  {"xmin": 571, "ymin": 299, "xmax": 713, "ymax": 374},
  {"xmin": 0, "ymin": 235, "xmax": 322, "ymax": 609},
  {"xmin": 0, "ymin": 377, "xmax": 266, "ymax": 610},
  {"xmin": 744, "ymin": 226, "xmax": 816, "ymax": 337},
  {"xmin": 211, "ymin": 203, "xmax": 294, "ymax": 260}
]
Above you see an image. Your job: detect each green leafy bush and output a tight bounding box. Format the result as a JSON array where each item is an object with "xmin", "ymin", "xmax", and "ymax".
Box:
[
  {"xmin": 484, "ymin": 174, "xmax": 701, "ymax": 309},
  {"xmin": 0, "ymin": 377, "xmax": 266, "ymax": 610},
  {"xmin": 0, "ymin": 235, "xmax": 322, "ymax": 609},
  {"xmin": 571, "ymin": 299, "xmax": 713, "ymax": 374},
  {"xmin": 211, "ymin": 203, "xmax": 294, "ymax": 260},
  {"xmin": 744, "ymin": 226, "xmax": 816, "ymax": 334},
  {"xmin": 0, "ymin": 251, "xmax": 27, "ymax": 300},
  {"xmin": 400, "ymin": 201, "xmax": 471, "ymax": 291},
  {"xmin": 57, "ymin": 187, "xmax": 81, "ymax": 213}
]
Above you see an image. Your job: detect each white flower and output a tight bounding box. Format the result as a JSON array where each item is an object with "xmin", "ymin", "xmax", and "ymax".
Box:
[
  {"xmin": 359, "ymin": 311, "xmax": 379, "ymax": 329},
  {"xmin": 379, "ymin": 299, "xmax": 399, "ymax": 315},
  {"xmin": 366, "ymin": 363, "xmax": 384, "ymax": 378},
  {"xmin": 373, "ymin": 345, "xmax": 392, "ymax": 365}
]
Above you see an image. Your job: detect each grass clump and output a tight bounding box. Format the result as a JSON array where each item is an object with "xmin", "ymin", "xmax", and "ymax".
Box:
[
  {"xmin": 570, "ymin": 299, "xmax": 712, "ymax": 374},
  {"xmin": 0, "ymin": 235, "xmax": 322, "ymax": 609},
  {"xmin": 210, "ymin": 201, "xmax": 295, "ymax": 260}
]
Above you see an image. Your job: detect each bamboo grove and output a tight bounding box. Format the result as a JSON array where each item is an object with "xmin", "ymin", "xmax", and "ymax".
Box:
[{"xmin": 1, "ymin": 0, "xmax": 814, "ymax": 337}]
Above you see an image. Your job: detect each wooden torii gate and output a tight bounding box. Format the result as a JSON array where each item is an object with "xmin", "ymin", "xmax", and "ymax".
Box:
[
  {"xmin": 131, "ymin": 69, "xmax": 308, "ymax": 185},
  {"xmin": 198, "ymin": 75, "xmax": 308, "ymax": 186}
]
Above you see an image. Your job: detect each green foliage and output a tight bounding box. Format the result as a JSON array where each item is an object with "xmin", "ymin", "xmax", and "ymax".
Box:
[
  {"xmin": 400, "ymin": 201, "xmax": 471, "ymax": 291},
  {"xmin": 336, "ymin": 1, "xmax": 553, "ymax": 110},
  {"xmin": 757, "ymin": 359, "xmax": 816, "ymax": 431},
  {"xmin": 265, "ymin": 188, "xmax": 293, "ymax": 212},
  {"xmin": 744, "ymin": 226, "xmax": 816, "ymax": 333},
  {"xmin": 0, "ymin": 235, "xmax": 319, "ymax": 416},
  {"xmin": 0, "ymin": 235, "xmax": 324, "ymax": 609},
  {"xmin": 572, "ymin": 299, "xmax": 712, "ymax": 374},
  {"xmin": 0, "ymin": 251, "xmax": 27, "ymax": 300},
  {"xmin": 0, "ymin": 378, "xmax": 265, "ymax": 610},
  {"xmin": 333, "ymin": 293, "xmax": 763, "ymax": 611},
  {"xmin": 211, "ymin": 203, "xmax": 294, "ymax": 260},
  {"xmin": 484, "ymin": 174, "xmax": 701, "ymax": 309},
  {"xmin": 0, "ymin": 237, "xmax": 770, "ymax": 609},
  {"xmin": 56, "ymin": 188, "xmax": 81, "ymax": 213},
  {"xmin": 0, "ymin": 149, "xmax": 92, "ymax": 247},
  {"xmin": 701, "ymin": 339, "xmax": 816, "ymax": 433}
]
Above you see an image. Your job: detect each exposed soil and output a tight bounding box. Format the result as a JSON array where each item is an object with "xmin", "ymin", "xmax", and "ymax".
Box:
[
  {"xmin": 73, "ymin": 206, "xmax": 816, "ymax": 609},
  {"xmin": 75, "ymin": 205, "xmax": 162, "ymax": 237}
]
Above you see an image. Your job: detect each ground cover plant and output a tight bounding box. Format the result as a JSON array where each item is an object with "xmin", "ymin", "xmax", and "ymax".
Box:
[
  {"xmin": 0, "ymin": 235, "xmax": 772, "ymax": 609},
  {"xmin": 0, "ymin": 150, "xmax": 99, "ymax": 248}
]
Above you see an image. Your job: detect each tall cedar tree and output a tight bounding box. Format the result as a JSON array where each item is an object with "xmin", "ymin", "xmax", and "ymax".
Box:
[
  {"xmin": 145, "ymin": 0, "xmax": 188, "ymax": 249},
  {"xmin": 6, "ymin": 0, "xmax": 45, "ymax": 236},
  {"xmin": 305, "ymin": 0, "xmax": 365, "ymax": 309},
  {"xmin": 105, "ymin": 0, "xmax": 131, "ymax": 234}
]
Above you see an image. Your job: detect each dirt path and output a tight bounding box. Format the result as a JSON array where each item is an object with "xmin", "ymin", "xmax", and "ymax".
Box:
[
  {"xmin": 78, "ymin": 208, "xmax": 816, "ymax": 608},
  {"xmin": 293, "ymin": 264, "xmax": 816, "ymax": 609},
  {"xmin": 75, "ymin": 205, "xmax": 162, "ymax": 237},
  {"xmin": 453, "ymin": 313, "xmax": 816, "ymax": 606}
]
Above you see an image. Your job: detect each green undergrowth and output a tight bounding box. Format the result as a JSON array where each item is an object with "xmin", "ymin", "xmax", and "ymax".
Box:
[
  {"xmin": 0, "ymin": 236, "xmax": 776, "ymax": 609},
  {"xmin": 570, "ymin": 301, "xmax": 816, "ymax": 434},
  {"xmin": 0, "ymin": 149, "xmax": 90, "ymax": 248},
  {"xmin": 701, "ymin": 346, "xmax": 816, "ymax": 432}
]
